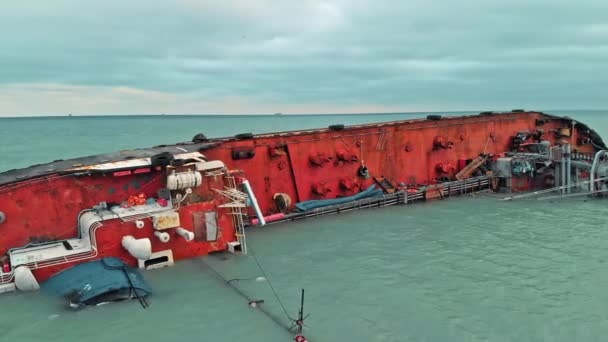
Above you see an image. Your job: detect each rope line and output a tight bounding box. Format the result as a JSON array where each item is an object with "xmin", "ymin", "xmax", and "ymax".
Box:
[
  {"xmin": 197, "ymin": 257, "xmax": 293, "ymax": 332},
  {"xmin": 248, "ymin": 247, "xmax": 294, "ymax": 322}
]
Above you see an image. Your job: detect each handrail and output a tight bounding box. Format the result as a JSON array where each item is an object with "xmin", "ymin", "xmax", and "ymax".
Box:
[
  {"xmin": 502, "ymin": 176, "xmax": 608, "ymax": 201},
  {"xmin": 590, "ymin": 150, "xmax": 607, "ymax": 193}
]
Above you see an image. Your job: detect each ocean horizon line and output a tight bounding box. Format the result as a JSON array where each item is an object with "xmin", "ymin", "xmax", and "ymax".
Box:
[{"xmin": 1, "ymin": 108, "xmax": 606, "ymax": 119}]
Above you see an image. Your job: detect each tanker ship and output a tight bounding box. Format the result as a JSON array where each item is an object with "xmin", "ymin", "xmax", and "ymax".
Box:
[{"xmin": 0, "ymin": 110, "xmax": 606, "ymax": 304}]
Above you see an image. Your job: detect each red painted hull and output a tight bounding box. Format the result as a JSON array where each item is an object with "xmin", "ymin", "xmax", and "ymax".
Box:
[{"xmin": 0, "ymin": 111, "xmax": 602, "ymax": 283}]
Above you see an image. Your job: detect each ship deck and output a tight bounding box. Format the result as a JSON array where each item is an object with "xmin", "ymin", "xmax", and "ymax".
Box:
[{"xmin": 0, "ymin": 141, "xmax": 218, "ymax": 187}]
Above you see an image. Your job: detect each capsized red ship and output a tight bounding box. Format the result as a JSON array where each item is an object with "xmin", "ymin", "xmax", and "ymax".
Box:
[{"xmin": 0, "ymin": 111, "xmax": 606, "ymax": 293}]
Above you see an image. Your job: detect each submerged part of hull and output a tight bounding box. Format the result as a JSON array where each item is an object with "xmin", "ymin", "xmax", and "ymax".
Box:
[{"xmin": 0, "ymin": 110, "xmax": 606, "ymax": 288}]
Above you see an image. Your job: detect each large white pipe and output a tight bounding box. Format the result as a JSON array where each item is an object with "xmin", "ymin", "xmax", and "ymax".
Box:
[
  {"xmin": 121, "ymin": 236, "xmax": 152, "ymax": 260},
  {"xmin": 154, "ymin": 231, "xmax": 171, "ymax": 243},
  {"xmin": 242, "ymin": 180, "xmax": 265, "ymax": 226},
  {"xmin": 14, "ymin": 266, "xmax": 40, "ymax": 292},
  {"xmin": 176, "ymin": 227, "xmax": 195, "ymax": 241}
]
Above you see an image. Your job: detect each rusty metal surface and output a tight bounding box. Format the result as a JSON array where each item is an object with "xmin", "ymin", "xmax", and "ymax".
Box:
[
  {"xmin": 2, "ymin": 111, "xmax": 604, "ymax": 189},
  {"xmin": 203, "ymin": 111, "xmax": 605, "ymax": 214}
]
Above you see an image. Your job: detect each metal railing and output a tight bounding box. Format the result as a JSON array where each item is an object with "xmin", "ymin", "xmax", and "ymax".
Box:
[{"xmin": 255, "ymin": 175, "xmax": 495, "ymax": 225}]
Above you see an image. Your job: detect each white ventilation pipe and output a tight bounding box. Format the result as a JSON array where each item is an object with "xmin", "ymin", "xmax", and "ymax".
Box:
[
  {"xmin": 121, "ymin": 236, "xmax": 152, "ymax": 260},
  {"xmin": 154, "ymin": 231, "xmax": 171, "ymax": 243},
  {"xmin": 135, "ymin": 220, "xmax": 145, "ymax": 229},
  {"xmin": 14, "ymin": 266, "xmax": 40, "ymax": 292},
  {"xmin": 176, "ymin": 227, "xmax": 195, "ymax": 241},
  {"xmin": 242, "ymin": 180, "xmax": 265, "ymax": 226}
]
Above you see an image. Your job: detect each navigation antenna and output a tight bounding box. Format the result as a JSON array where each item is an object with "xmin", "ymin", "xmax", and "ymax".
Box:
[{"xmin": 289, "ymin": 289, "xmax": 310, "ymax": 334}]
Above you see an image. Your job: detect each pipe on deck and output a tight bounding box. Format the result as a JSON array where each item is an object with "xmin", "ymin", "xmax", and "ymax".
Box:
[
  {"xmin": 242, "ymin": 180, "xmax": 265, "ymax": 226},
  {"xmin": 590, "ymin": 150, "xmax": 607, "ymax": 194}
]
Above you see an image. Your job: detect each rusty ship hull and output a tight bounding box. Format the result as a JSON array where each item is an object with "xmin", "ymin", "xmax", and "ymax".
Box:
[{"xmin": 0, "ymin": 111, "xmax": 605, "ymax": 291}]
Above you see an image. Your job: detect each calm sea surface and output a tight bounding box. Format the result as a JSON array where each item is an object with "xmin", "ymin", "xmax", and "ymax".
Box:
[{"xmin": 1, "ymin": 111, "xmax": 608, "ymax": 342}]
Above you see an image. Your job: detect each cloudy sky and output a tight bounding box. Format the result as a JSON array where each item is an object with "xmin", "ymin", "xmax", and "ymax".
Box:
[{"xmin": 1, "ymin": 0, "xmax": 607, "ymax": 116}]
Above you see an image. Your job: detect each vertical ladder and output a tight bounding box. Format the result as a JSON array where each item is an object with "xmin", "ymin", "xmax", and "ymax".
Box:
[{"xmin": 217, "ymin": 171, "xmax": 248, "ymax": 254}]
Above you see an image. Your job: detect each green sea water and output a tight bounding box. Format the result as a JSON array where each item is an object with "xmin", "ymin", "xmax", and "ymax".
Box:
[{"xmin": 1, "ymin": 110, "xmax": 608, "ymax": 342}]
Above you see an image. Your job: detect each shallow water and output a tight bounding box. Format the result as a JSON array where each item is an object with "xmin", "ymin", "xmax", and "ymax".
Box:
[{"xmin": 1, "ymin": 110, "xmax": 608, "ymax": 342}]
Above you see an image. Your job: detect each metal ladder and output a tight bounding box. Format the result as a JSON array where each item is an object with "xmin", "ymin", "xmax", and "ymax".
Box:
[
  {"xmin": 455, "ymin": 155, "xmax": 489, "ymax": 180},
  {"xmin": 215, "ymin": 170, "xmax": 248, "ymax": 254}
]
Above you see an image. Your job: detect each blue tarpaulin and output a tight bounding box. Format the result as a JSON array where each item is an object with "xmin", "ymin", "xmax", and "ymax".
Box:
[{"xmin": 43, "ymin": 257, "xmax": 151, "ymax": 307}]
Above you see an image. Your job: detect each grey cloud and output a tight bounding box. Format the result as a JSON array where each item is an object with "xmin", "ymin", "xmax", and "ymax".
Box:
[{"xmin": 1, "ymin": 0, "xmax": 608, "ymax": 114}]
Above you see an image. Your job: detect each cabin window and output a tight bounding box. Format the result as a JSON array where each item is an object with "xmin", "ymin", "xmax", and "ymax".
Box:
[
  {"xmin": 192, "ymin": 211, "xmax": 219, "ymax": 241},
  {"xmin": 205, "ymin": 212, "xmax": 219, "ymax": 241}
]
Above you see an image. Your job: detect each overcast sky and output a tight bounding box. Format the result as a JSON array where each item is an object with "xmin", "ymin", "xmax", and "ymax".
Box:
[{"xmin": 1, "ymin": 0, "xmax": 607, "ymax": 116}]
